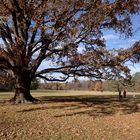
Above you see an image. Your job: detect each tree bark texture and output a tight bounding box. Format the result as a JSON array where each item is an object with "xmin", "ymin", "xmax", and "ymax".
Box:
[{"xmin": 10, "ymin": 72, "xmax": 37, "ymax": 103}]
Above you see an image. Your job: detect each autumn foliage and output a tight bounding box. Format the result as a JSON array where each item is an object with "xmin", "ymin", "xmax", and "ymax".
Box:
[{"xmin": 0, "ymin": 0, "xmax": 139, "ymax": 103}]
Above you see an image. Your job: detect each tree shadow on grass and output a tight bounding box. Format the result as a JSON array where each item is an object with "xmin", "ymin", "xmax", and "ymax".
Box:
[{"xmin": 18, "ymin": 94, "xmax": 140, "ymax": 117}]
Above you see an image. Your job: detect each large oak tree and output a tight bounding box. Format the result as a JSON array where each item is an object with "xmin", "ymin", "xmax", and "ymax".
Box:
[{"xmin": 0, "ymin": 0, "xmax": 139, "ymax": 103}]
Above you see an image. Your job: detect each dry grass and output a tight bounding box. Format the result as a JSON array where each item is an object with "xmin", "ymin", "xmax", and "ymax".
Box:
[{"xmin": 0, "ymin": 90, "xmax": 140, "ymax": 140}]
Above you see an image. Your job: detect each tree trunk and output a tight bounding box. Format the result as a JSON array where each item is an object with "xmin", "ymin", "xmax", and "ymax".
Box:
[{"xmin": 10, "ymin": 72, "xmax": 38, "ymax": 104}]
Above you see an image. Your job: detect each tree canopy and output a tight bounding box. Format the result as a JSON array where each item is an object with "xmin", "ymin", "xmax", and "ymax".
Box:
[{"xmin": 0, "ymin": 0, "xmax": 139, "ymax": 103}]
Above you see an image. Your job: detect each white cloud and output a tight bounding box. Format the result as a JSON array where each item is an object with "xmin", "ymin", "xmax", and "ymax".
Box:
[
  {"xmin": 103, "ymin": 34, "xmax": 119, "ymax": 41},
  {"xmin": 128, "ymin": 38, "xmax": 138, "ymax": 44},
  {"xmin": 128, "ymin": 64, "xmax": 140, "ymax": 74}
]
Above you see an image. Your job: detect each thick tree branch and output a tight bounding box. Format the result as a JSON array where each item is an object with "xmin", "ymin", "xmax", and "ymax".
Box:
[{"xmin": 37, "ymin": 74, "xmax": 70, "ymax": 82}]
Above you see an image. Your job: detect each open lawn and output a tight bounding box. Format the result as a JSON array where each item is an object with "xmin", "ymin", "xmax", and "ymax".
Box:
[{"xmin": 0, "ymin": 90, "xmax": 140, "ymax": 140}]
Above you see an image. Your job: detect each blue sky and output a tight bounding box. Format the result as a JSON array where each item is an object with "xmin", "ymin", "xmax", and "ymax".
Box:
[
  {"xmin": 104, "ymin": 14, "xmax": 140, "ymax": 49},
  {"xmin": 103, "ymin": 14, "xmax": 140, "ymax": 74}
]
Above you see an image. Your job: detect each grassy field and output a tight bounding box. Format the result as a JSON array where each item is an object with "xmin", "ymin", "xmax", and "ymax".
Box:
[{"xmin": 0, "ymin": 90, "xmax": 140, "ymax": 140}]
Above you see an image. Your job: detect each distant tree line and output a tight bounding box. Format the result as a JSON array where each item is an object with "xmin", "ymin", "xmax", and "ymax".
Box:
[
  {"xmin": 39, "ymin": 72, "xmax": 140, "ymax": 92},
  {"xmin": 1, "ymin": 71, "xmax": 140, "ymax": 92},
  {"xmin": 39, "ymin": 80, "xmax": 95, "ymax": 91}
]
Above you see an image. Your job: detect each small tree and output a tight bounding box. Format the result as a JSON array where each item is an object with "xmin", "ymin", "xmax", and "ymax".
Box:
[
  {"xmin": 131, "ymin": 72, "xmax": 140, "ymax": 92},
  {"xmin": 0, "ymin": 0, "xmax": 139, "ymax": 103},
  {"xmin": 94, "ymin": 80, "xmax": 103, "ymax": 91}
]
